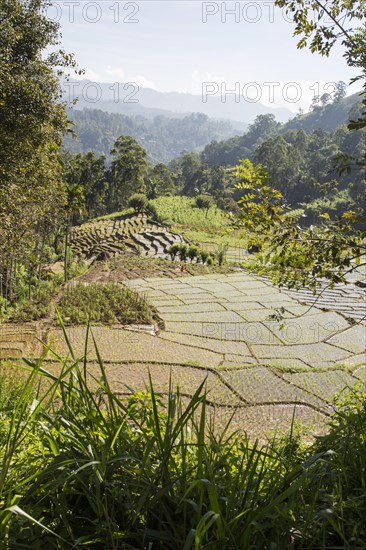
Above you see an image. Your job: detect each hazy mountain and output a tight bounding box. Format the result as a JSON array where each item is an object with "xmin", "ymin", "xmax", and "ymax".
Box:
[{"xmin": 61, "ymin": 78, "xmax": 293, "ymax": 125}]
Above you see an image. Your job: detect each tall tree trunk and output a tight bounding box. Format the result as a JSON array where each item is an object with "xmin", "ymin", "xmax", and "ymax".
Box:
[{"xmin": 64, "ymin": 219, "xmax": 69, "ymax": 283}]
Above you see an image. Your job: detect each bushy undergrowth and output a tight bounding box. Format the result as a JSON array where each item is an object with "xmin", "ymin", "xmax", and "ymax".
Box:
[
  {"xmin": 58, "ymin": 282, "xmax": 154, "ymax": 325},
  {"xmin": 0, "ymin": 325, "xmax": 365, "ymax": 548},
  {"xmin": 10, "ymin": 278, "xmax": 62, "ymax": 322}
]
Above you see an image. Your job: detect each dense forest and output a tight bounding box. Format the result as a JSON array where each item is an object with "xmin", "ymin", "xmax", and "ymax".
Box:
[
  {"xmin": 64, "ymin": 109, "xmax": 247, "ymax": 163},
  {"xmin": 62, "ymin": 100, "xmax": 365, "ymax": 225},
  {"xmin": 62, "ymin": 89, "xmax": 362, "ymax": 164}
]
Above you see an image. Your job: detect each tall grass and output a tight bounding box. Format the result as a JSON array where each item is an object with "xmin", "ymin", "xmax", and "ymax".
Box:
[
  {"xmin": 151, "ymin": 196, "xmax": 227, "ymax": 232},
  {"xmin": 0, "ymin": 321, "xmax": 365, "ymax": 548}
]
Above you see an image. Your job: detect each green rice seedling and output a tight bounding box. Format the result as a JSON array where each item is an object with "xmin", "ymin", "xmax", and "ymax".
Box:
[{"xmin": 58, "ymin": 282, "xmax": 155, "ymax": 325}]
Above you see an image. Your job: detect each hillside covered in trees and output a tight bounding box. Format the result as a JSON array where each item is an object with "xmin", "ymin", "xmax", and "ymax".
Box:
[
  {"xmin": 63, "ymin": 108, "xmax": 247, "ymax": 164},
  {"xmin": 62, "ymin": 103, "xmax": 365, "ymax": 226},
  {"xmin": 63, "ymin": 89, "xmax": 363, "ymax": 167}
]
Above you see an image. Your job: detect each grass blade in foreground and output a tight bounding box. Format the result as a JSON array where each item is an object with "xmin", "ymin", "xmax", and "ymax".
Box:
[{"xmin": 0, "ymin": 325, "xmax": 365, "ymax": 548}]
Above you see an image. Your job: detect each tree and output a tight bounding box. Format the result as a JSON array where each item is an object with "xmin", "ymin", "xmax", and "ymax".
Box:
[
  {"xmin": 0, "ymin": 0, "xmax": 77, "ymax": 301},
  {"xmin": 108, "ymin": 136, "xmax": 148, "ymax": 212},
  {"xmin": 243, "ymin": 114, "xmax": 281, "ymax": 149},
  {"xmin": 128, "ymin": 193, "xmax": 149, "ymax": 214},
  {"xmin": 172, "ymin": 152, "xmax": 206, "ymax": 196},
  {"xmin": 62, "ymin": 152, "xmax": 108, "ymax": 220},
  {"xmin": 238, "ymin": 0, "xmax": 366, "ymax": 291},
  {"xmin": 275, "ymin": 0, "xmax": 365, "ymax": 130},
  {"xmin": 234, "ymin": 159, "xmax": 365, "ymax": 291},
  {"xmin": 147, "ymin": 163, "xmax": 176, "ymax": 198},
  {"xmin": 234, "ymin": 160, "xmax": 284, "ymax": 235},
  {"xmin": 320, "ymin": 93, "xmax": 332, "ymax": 106},
  {"xmin": 333, "ymin": 81, "xmax": 348, "ymax": 103}
]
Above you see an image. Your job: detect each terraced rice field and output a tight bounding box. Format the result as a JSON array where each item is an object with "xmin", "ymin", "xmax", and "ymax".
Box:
[
  {"xmin": 1, "ymin": 252, "xmax": 365, "ymax": 437},
  {"xmin": 70, "ymin": 213, "xmax": 187, "ymax": 260}
]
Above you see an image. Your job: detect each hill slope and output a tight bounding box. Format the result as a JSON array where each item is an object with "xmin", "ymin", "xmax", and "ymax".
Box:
[
  {"xmin": 63, "ymin": 108, "xmax": 246, "ymax": 163},
  {"xmin": 283, "ymin": 93, "xmax": 363, "ymax": 132}
]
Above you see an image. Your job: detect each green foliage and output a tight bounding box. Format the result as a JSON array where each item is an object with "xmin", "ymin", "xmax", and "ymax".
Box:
[
  {"xmin": 146, "ymin": 200, "xmax": 159, "ymax": 221},
  {"xmin": 234, "ymin": 159, "xmax": 285, "ymax": 233},
  {"xmin": 168, "ymin": 242, "xmax": 209, "ymax": 263},
  {"xmin": 0, "ymin": 297, "xmax": 10, "ymax": 322},
  {"xmin": 64, "ymin": 109, "xmax": 239, "ymax": 165},
  {"xmin": 200, "ymin": 250, "xmax": 210, "ymax": 264},
  {"xmin": 62, "ymin": 151, "xmax": 108, "ymax": 220},
  {"xmin": 0, "ymin": 334, "xmax": 365, "ymax": 547},
  {"xmin": 147, "ymin": 163, "xmax": 176, "ymax": 197},
  {"xmin": 187, "ymin": 245, "xmax": 201, "ymax": 262},
  {"xmin": 286, "ymin": 92, "xmax": 361, "ymax": 132},
  {"xmin": 9, "ymin": 278, "xmax": 62, "ymax": 322},
  {"xmin": 168, "ymin": 243, "xmax": 181, "ymax": 260},
  {"xmin": 197, "ymin": 249, "xmax": 215, "ymax": 265},
  {"xmin": 217, "ymin": 244, "xmax": 228, "ymax": 266},
  {"xmin": 265, "ymin": 210, "xmax": 366, "ymax": 289},
  {"xmin": 234, "ymin": 158, "xmax": 365, "ymax": 288},
  {"xmin": 274, "ymin": 0, "xmax": 366, "ymax": 144},
  {"xmin": 253, "ymin": 125, "xmax": 365, "ymax": 208},
  {"xmin": 108, "ymin": 136, "xmax": 148, "ymax": 212},
  {"xmin": 201, "ymin": 113, "xmax": 281, "ymax": 167},
  {"xmin": 0, "ymin": 0, "xmax": 77, "ymax": 303},
  {"xmin": 128, "ymin": 193, "xmax": 149, "ymax": 214},
  {"xmin": 178, "ymin": 244, "xmax": 188, "ymax": 262},
  {"xmin": 58, "ymin": 282, "xmax": 154, "ymax": 325}
]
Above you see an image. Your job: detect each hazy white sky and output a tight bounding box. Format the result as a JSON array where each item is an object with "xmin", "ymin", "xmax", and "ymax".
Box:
[{"xmin": 50, "ymin": 0, "xmax": 360, "ymax": 111}]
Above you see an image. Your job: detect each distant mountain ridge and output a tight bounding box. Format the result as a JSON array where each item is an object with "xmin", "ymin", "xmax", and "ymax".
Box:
[
  {"xmin": 61, "ymin": 78, "xmax": 293, "ymax": 124},
  {"xmin": 62, "ymin": 79, "xmax": 362, "ymax": 165}
]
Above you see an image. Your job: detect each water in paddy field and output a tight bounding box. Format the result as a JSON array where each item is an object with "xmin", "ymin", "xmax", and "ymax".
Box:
[{"xmin": 346, "ymin": 264, "xmax": 366, "ymax": 286}]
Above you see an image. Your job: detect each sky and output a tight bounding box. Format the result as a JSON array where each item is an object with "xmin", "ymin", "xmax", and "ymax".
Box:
[{"xmin": 48, "ymin": 0, "xmax": 360, "ymax": 112}]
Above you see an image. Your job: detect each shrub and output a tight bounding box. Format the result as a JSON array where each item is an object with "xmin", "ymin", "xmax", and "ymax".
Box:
[
  {"xmin": 200, "ymin": 250, "xmax": 209, "ymax": 264},
  {"xmin": 146, "ymin": 200, "xmax": 159, "ymax": 221},
  {"xmin": 195, "ymin": 194, "xmax": 213, "ymax": 210},
  {"xmin": 178, "ymin": 244, "xmax": 188, "ymax": 262},
  {"xmin": 217, "ymin": 244, "xmax": 228, "ymax": 266},
  {"xmin": 187, "ymin": 245, "xmax": 201, "ymax": 263},
  {"xmin": 168, "ymin": 243, "xmax": 181, "ymax": 260},
  {"xmin": 128, "ymin": 193, "xmax": 149, "ymax": 213}
]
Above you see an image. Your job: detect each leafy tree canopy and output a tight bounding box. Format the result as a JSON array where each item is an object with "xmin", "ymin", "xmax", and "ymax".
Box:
[{"xmin": 0, "ymin": 0, "xmax": 77, "ymax": 299}]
